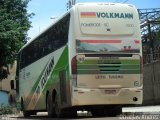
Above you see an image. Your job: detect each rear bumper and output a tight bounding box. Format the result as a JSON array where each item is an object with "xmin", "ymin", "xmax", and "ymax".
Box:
[{"xmin": 71, "ymin": 87, "xmax": 143, "ymax": 106}]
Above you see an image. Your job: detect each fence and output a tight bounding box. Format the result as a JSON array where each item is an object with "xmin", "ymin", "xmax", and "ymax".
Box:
[
  {"xmin": 143, "ymin": 60, "xmax": 160, "ymax": 105},
  {"xmin": 143, "ymin": 51, "xmax": 160, "ymax": 64}
]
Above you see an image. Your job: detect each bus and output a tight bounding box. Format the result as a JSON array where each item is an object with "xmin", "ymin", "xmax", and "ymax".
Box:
[{"xmin": 15, "ymin": 3, "xmax": 143, "ymax": 117}]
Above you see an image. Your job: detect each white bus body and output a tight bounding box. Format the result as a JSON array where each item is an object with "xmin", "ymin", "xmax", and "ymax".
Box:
[{"xmin": 16, "ymin": 3, "xmax": 143, "ymax": 117}]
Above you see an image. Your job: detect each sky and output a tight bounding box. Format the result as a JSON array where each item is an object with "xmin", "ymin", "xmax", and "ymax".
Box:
[{"xmin": 27, "ymin": 0, "xmax": 160, "ymax": 40}]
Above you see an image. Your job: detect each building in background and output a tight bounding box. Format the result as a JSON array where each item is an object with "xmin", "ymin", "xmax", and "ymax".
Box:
[{"xmin": 0, "ymin": 61, "xmax": 16, "ymax": 106}]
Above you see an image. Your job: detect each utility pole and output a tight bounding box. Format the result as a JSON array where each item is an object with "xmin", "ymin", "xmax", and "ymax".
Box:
[{"xmin": 67, "ymin": 0, "xmax": 76, "ymax": 11}]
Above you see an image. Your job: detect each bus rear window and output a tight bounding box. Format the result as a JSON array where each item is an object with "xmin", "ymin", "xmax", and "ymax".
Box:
[{"xmin": 78, "ymin": 6, "xmax": 137, "ymax": 35}]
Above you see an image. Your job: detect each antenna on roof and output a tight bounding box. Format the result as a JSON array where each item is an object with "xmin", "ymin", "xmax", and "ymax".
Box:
[{"xmin": 67, "ymin": 0, "xmax": 76, "ymax": 11}]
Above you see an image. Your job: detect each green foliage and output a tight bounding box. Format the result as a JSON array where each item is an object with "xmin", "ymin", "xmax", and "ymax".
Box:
[
  {"xmin": 0, "ymin": 0, "xmax": 34, "ymax": 79},
  {"xmin": 0, "ymin": 69, "xmax": 8, "ymax": 81},
  {"xmin": 0, "ymin": 104, "xmax": 13, "ymax": 115}
]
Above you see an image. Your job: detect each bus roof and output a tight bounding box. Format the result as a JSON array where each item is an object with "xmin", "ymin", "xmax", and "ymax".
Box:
[
  {"xmin": 20, "ymin": 2, "xmax": 136, "ymax": 52},
  {"xmin": 75, "ymin": 2, "xmax": 135, "ymax": 7}
]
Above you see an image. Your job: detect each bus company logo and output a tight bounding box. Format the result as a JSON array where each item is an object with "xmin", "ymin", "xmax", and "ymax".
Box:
[
  {"xmin": 28, "ymin": 56, "xmax": 54, "ymax": 108},
  {"xmin": 80, "ymin": 12, "xmax": 133, "ymax": 19}
]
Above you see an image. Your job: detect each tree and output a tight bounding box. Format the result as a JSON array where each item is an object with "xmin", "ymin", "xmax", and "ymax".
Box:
[{"xmin": 0, "ymin": 0, "xmax": 34, "ymax": 80}]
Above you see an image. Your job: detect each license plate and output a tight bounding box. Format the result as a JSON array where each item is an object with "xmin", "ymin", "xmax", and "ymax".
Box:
[{"xmin": 104, "ymin": 89, "xmax": 116, "ymax": 94}]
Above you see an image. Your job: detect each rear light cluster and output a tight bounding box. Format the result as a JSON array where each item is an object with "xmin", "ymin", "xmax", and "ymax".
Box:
[
  {"xmin": 71, "ymin": 56, "xmax": 77, "ymax": 74},
  {"xmin": 134, "ymin": 40, "xmax": 140, "ymax": 44}
]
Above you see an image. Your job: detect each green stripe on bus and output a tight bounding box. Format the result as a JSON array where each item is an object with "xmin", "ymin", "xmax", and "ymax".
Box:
[
  {"xmin": 77, "ymin": 59, "xmax": 140, "ymax": 74},
  {"xmin": 77, "ymin": 69, "xmax": 140, "ymax": 74},
  {"xmin": 25, "ymin": 61, "xmax": 50, "ymax": 107},
  {"xmin": 34, "ymin": 46, "xmax": 69, "ymax": 109},
  {"xmin": 77, "ymin": 59, "xmax": 140, "ymax": 65},
  {"xmin": 77, "ymin": 64, "xmax": 140, "ymax": 70}
]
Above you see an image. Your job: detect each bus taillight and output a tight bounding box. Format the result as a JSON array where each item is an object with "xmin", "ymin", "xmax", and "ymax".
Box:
[{"xmin": 71, "ymin": 56, "xmax": 77, "ymax": 74}]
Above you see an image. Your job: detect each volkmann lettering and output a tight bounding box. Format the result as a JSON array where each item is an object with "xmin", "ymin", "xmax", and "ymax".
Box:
[
  {"xmin": 30, "ymin": 56, "xmax": 54, "ymax": 106},
  {"xmin": 96, "ymin": 12, "xmax": 133, "ymax": 19}
]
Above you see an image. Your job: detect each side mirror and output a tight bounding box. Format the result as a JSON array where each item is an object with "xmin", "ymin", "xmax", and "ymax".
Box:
[{"xmin": 10, "ymin": 80, "xmax": 15, "ymax": 90}]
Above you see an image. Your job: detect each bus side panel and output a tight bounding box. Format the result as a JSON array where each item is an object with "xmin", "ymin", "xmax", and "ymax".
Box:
[
  {"xmin": 20, "ymin": 46, "xmax": 69, "ymax": 111},
  {"xmin": 33, "ymin": 46, "xmax": 72, "ymax": 110}
]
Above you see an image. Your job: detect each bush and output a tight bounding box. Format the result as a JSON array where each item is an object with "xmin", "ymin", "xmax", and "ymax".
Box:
[{"xmin": 0, "ymin": 104, "xmax": 13, "ymax": 115}]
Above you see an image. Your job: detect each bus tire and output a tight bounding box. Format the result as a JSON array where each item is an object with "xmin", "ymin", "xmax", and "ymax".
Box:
[
  {"xmin": 47, "ymin": 93, "xmax": 56, "ymax": 117},
  {"xmin": 54, "ymin": 94, "xmax": 64, "ymax": 117},
  {"xmin": 108, "ymin": 107, "xmax": 122, "ymax": 117},
  {"xmin": 65, "ymin": 109, "xmax": 77, "ymax": 118}
]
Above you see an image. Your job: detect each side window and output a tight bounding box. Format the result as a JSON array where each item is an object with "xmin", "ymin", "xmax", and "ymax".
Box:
[
  {"xmin": 33, "ymin": 40, "xmax": 39, "ymax": 60},
  {"xmin": 52, "ymin": 14, "xmax": 70, "ymax": 50},
  {"xmin": 20, "ymin": 49, "xmax": 26, "ymax": 69},
  {"xmin": 19, "ymin": 52, "xmax": 23, "ymax": 70},
  {"xmin": 19, "ymin": 13, "xmax": 70, "ymax": 69},
  {"xmin": 27, "ymin": 43, "xmax": 34, "ymax": 64}
]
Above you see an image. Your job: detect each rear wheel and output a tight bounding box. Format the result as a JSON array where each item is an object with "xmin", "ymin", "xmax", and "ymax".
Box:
[
  {"xmin": 47, "ymin": 92, "xmax": 66, "ymax": 118},
  {"xmin": 47, "ymin": 93, "xmax": 56, "ymax": 117},
  {"xmin": 108, "ymin": 107, "xmax": 122, "ymax": 117},
  {"xmin": 54, "ymin": 95, "xmax": 77, "ymax": 118},
  {"xmin": 54, "ymin": 94, "xmax": 64, "ymax": 117}
]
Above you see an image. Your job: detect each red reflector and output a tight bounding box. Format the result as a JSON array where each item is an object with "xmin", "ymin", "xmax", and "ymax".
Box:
[
  {"xmin": 134, "ymin": 40, "xmax": 140, "ymax": 44},
  {"xmin": 78, "ymin": 92, "xmax": 84, "ymax": 94},
  {"xmin": 136, "ymin": 91, "xmax": 141, "ymax": 92}
]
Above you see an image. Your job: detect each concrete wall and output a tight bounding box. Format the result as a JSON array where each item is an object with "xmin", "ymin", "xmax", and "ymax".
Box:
[
  {"xmin": 143, "ymin": 60, "xmax": 160, "ymax": 105},
  {"xmin": 0, "ymin": 62, "xmax": 17, "ymax": 106},
  {"xmin": 0, "ymin": 61, "xmax": 16, "ymax": 92},
  {"xmin": 0, "ymin": 91, "xmax": 9, "ymax": 107}
]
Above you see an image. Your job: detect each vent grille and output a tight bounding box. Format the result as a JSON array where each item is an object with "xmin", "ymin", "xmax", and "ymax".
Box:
[{"xmin": 77, "ymin": 54, "xmax": 140, "ymax": 74}]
